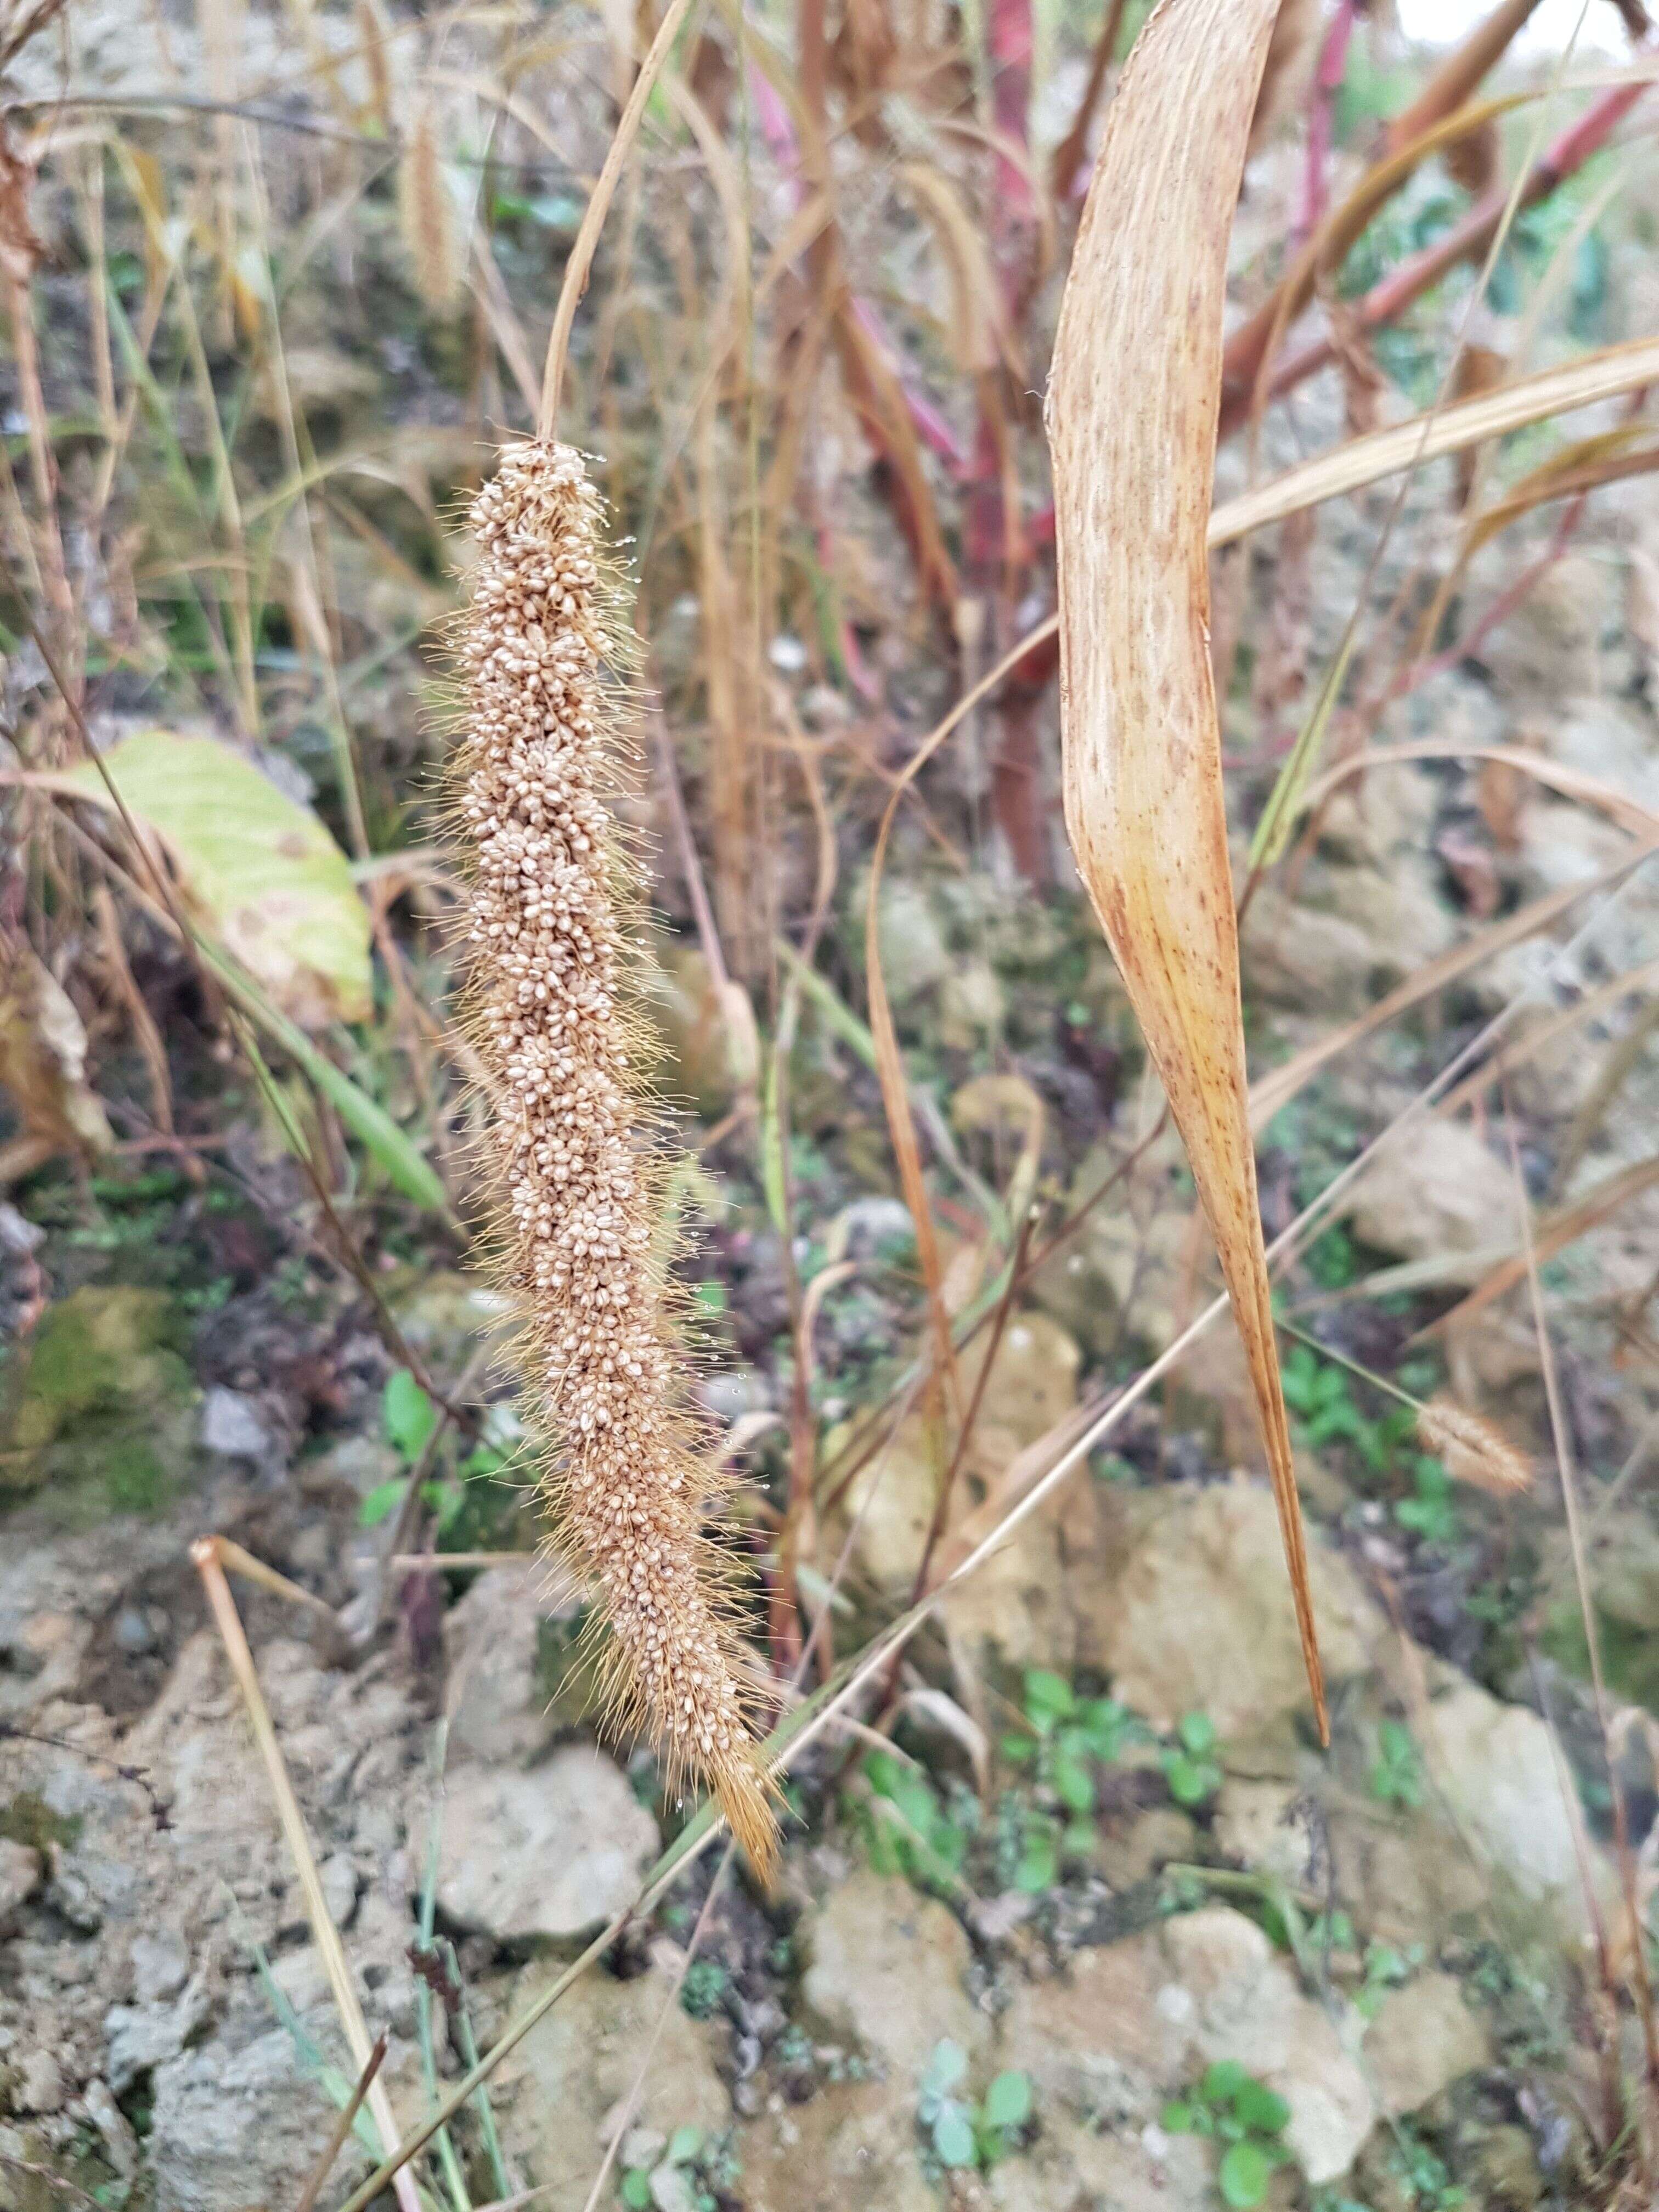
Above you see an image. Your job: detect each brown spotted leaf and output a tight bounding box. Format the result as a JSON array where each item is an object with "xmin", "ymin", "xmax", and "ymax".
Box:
[{"xmin": 1046, "ymin": 0, "xmax": 1327, "ymax": 1734}]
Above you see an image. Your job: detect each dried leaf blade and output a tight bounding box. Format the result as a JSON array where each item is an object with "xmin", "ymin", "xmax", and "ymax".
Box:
[{"xmin": 1046, "ymin": 0, "xmax": 1327, "ymax": 1734}]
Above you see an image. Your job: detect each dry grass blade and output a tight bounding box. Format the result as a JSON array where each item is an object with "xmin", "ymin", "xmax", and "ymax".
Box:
[
  {"xmin": 1248, "ymin": 854, "xmax": 1652, "ymax": 1130},
  {"xmin": 1211, "ymin": 330, "xmax": 1659, "ymax": 545},
  {"xmin": 1434, "ymin": 1148, "xmax": 1659, "ymax": 1334},
  {"xmin": 189, "ymin": 1538, "xmax": 419, "ymax": 2212},
  {"xmin": 1296, "ymin": 739, "xmax": 1659, "ymax": 843},
  {"xmin": 1046, "ymin": 0, "xmax": 1327, "ymax": 1738}
]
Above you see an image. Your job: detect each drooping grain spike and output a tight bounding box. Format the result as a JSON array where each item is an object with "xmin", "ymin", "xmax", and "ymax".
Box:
[{"xmin": 458, "ymin": 437, "xmax": 778, "ymax": 1877}]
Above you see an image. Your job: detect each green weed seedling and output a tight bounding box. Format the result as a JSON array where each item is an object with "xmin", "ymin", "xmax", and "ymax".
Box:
[
  {"xmin": 916, "ymin": 2039, "xmax": 1034, "ymax": 2175},
  {"xmin": 1370, "ymin": 1719, "xmax": 1424, "ymax": 1810},
  {"xmin": 851, "ymin": 1747, "xmax": 974, "ymax": 1892},
  {"xmin": 1394, "ymin": 1457, "xmax": 1459, "ymax": 1547},
  {"xmin": 679, "ymin": 1957, "xmax": 731, "ymax": 2021},
  {"xmin": 1000, "ymin": 1668, "xmax": 1142, "ymax": 1887},
  {"xmin": 618, "ymin": 2125, "xmax": 738, "ymax": 2212},
  {"xmin": 1162, "ymin": 1710, "xmax": 1223, "ymax": 1809},
  {"xmin": 359, "ymin": 1370, "xmax": 517, "ymax": 1544},
  {"xmin": 1161, "ymin": 2059, "xmax": 1293, "ymax": 2208},
  {"xmin": 1378, "ymin": 2122, "xmax": 1467, "ymax": 2208}
]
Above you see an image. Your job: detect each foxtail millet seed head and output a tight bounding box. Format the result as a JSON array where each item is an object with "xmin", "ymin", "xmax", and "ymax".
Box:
[
  {"xmin": 457, "ymin": 437, "xmax": 778, "ymax": 1877},
  {"xmin": 1415, "ymin": 1396, "xmax": 1531, "ymax": 1498}
]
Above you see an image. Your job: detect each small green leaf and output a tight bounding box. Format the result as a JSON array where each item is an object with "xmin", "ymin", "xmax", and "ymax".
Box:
[
  {"xmin": 933, "ymin": 2104, "xmax": 978, "ymax": 2170},
  {"xmin": 357, "ymin": 1477, "xmax": 405, "ymax": 1528},
  {"xmin": 1232, "ymin": 2080, "xmax": 1290, "ymax": 2136},
  {"xmin": 1000, "ymin": 1733, "xmax": 1037, "ymax": 1763},
  {"xmin": 1024, "ymin": 1668, "xmax": 1075, "ymax": 1729},
  {"xmin": 383, "ymin": 1368, "xmax": 438, "ymax": 1463},
  {"xmin": 620, "ymin": 2172, "xmax": 652, "ymax": 2210},
  {"xmin": 1218, "ymin": 2139, "xmax": 1272, "ymax": 2208},
  {"xmin": 1202, "ymin": 2060, "xmax": 1249, "ymax": 2102},
  {"xmin": 668, "ymin": 2125, "xmax": 703, "ymax": 2165},
  {"xmin": 1053, "ymin": 1755, "xmax": 1095, "ymax": 1813},
  {"xmin": 923, "ymin": 2039, "xmax": 969, "ymax": 2096},
  {"xmin": 981, "ymin": 2071, "xmax": 1032, "ymax": 2131},
  {"xmin": 1062, "ymin": 1816, "xmax": 1098, "ymax": 1859},
  {"xmin": 1177, "ymin": 1710, "xmax": 1217, "ymax": 1756},
  {"xmin": 1014, "ymin": 1835, "xmax": 1058, "ymax": 1893},
  {"xmin": 1160, "ymin": 2100, "xmax": 1195, "ymax": 2134}
]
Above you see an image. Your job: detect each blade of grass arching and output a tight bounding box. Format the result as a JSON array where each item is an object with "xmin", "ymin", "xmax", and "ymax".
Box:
[
  {"xmin": 1047, "ymin": 0, "xmax": 1327, "ymax": 1734},
  {"xmin": 193, "ymin": 1540, "xmax": 424, "ymax": 2212},
  {"xmin": 1209, "ymin": 330, "xmax": 1659, "ymax": 549},
  {"xmin": 293, "ymin": 2032, "xmax": 389, "ymax": 2212},
  {"xmin": 1247, "ymin": 626, "xmax": 1360, "ymax": 873},
  {"xmin": 253, "ymin": 1949, "xmax": 389, "ymax": 2161},
  {"xmin": 200, "ymin": 940, "xmax": 449, "ymax": 1215},
  {"xmin": 1296, "ymin": 738, "xmax": 1659, "ymax": 843}
]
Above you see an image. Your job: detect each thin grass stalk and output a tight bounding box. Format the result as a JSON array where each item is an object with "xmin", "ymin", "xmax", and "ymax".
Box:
[
  {"xmin": 1504, "ymin": 1115, "xmax": 1659, "ymax": 2118},
  {"xmin": 190, "ymin": 1539, "xmax": 422, "ymax": 2212}
]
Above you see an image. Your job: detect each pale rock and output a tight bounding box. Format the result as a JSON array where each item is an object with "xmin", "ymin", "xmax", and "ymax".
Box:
[
  {"xmin": 1345, "ymin": 1119, "xmax": 1517, "ymax": 1284},
  {"xmin": 318, "ymin": 1851, "xmax": 359, "ymax": 1929},
  {"xmin": 1477, "ymin": 549, "xmax": 1606, "ymax": 700},
  {"xmin": 437, "ymin": 1748, "xmax": 658, "ymax": 1940},
  {"xmin": 838, "ymin": 1311, "xmax": 1085, "ymax": 1668},
  {"xmin": 198, "ymin": 1386, "xmax": 274, "ymax": 1463},
  {"xmin": 15, "ymin": 2049, "xmax": 66, "ymax": 2114},
  {"xmin": 1243, "ymin": 855, "xmax": 1454, "ymax": 1017},
  {"xmin": 648, "ymin": 2163, "xmax": 698, "ymax": 2212},
  {"xmin": 1419, "ymin": 1672, "xmax": 1614, "ymax": 1944},
  {"xmin": 998, "ymin": 1906, "xmax": 1374, "ymax": 2187},
  {"xmin": 498, "ymin": 1961, "xmax": 729, "ymax": 2210},
  {"xmin": 149, "ymin": 2022, "xmax": 366, "ymax": 2212},
  {"xmin": 800, "ymin": 1869, "xmax": 987, "ymax": 2081},
  {"xmin": 738, "ymin": 2080, "xmax": 937, "ymax": 2212},
  {"xmin": 442, "ymin": 1561, "xmax": 573, "ymax": 1767},
  {"xmin": 997, "ymin": 1931, "xmax": 1189, "ymax": 2126},
  {"xmin": 1096, "ymin": 1807, "xmax": 1198, "ymax": 1891},
  {"xmin": 0, "ymin": 1837, "xmax": 41, "ymax": 1922},
  {"xmin": 1242, "ymin": 884, "xmax": 1380, "ymax": 1016},
  {"xmin": 938, "ymin": 958, "xmax": 1005, "ymax": 1050},
  {"xmin": 985, "ymin": 2114, "xmax": 1215, "ymax": 2211},
  {"xmin": 871, "ymin": 878, "xmax": 951, "ymax": 1005},
  {"xmin": 1364, "ymin": 1971, "xmax": 1490, "ymax": 2115},
  {"xmin": 104, "ymin": 1972, "xmax": 211, "ymax": 2096},
  {"xmin": 1161, "ymin": 1908, "xmax": 1374, "ymax": 2184},
  {"xmin": 1213, "ymin": 1776, "xmax": 1315, "ymax": 1889},
  {"xmin": 1087, "ymin": 1480, "xmax": 1376, "ymax": 1736}
]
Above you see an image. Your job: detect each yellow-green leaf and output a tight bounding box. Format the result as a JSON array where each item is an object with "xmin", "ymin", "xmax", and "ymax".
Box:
[{"xmin": 54, "ymin": 731, "xmax": 371, "ymax": 1029}]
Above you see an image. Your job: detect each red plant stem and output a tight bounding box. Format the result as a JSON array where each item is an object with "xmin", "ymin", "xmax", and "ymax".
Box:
[
  {"xmin": 1221, "ymin": 76, "xmax": 1650, "ymax": 435},
  {"xmin": 1051, "ymin": 0, "xmax": 1132, "ymax": 205},
  {"xmin": 1392, "ymin": 490, "xmax": 1589, "ymax": 697},
  {"xmin": 1297, "ymin": 0, "xmax": 1357, "ymax": 242}
]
